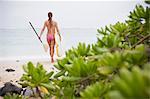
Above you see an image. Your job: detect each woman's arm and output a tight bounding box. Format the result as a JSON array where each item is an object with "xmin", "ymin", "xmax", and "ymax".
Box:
[
  {"xmin": 40, "ymin": 22, "xmax": 46, "ymax": 38},
  {"xmin": 56, "ymin": 22, "xmax": 61, "ymax": 41}
]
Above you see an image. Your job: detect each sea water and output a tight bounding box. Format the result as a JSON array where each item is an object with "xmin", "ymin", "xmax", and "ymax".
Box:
[{"xmin": 0, "ymin": 28, "xmax": 97, "ymax": 61}]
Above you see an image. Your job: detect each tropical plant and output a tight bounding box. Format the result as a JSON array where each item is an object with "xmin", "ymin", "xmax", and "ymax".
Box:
[
  {"xmin": 107, "ymin": 64, "xmax": 150, "ymax": 99},
  {"xmin": 4, "ymin": 93, "xmax": 23, "ymax": 99},
  {"xmin": 53, "ymin": 57, "xmax": 98, "ymax": 98},
  {"xmin": 53, "ymin": 43, "xmax": 92, "ymax": 78},
  {"xmin": 126, "ymin": 5, "xmax": 150, "ymax": 48},
  {"xmin": 19, "ymin": 62, "xmax": 54, "ymax": 98},
  {"xmin": 52, "ymin": 3, "xmax": 150, "ymax": 99},
  {"xmin": 80, "ymin": 82, "xmax": 111, "ymax": 99}
]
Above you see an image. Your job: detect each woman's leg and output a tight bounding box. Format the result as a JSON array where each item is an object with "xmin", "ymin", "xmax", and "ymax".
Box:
[
  {"xmin": 47, "ymin": 41, "xmax": 52, "ymax": 62},
  {"xmin": 50, "ymin": 40, "xmax": 55, "ymax": 63}
]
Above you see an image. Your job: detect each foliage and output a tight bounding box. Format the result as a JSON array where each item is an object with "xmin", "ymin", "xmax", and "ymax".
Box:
[
  {"xmin": 19, "ymin": 62, "xmax": 54, "ymax": 98},
  {"xmin": 96, "ymin": 5, "xmax": 150, "ymax": 49},
  {"xmin": 52, "ymin": 4, "xmax": 150, "ymax": 99},
  {"xmin": 126, "ymin": 5, "xmax": 150, "ymax": 47},
  {"xmin": 107, "ymin": 64, "xmax": 150, "ymax": 99},
  {"xmin": 80, "ymin": 82, "xmax": 111, "ymax": 99},
  {"xmin": 4, "ymin": 93, "xmax": 23, "ymax": 99},
  {"xmin": 53, "ymin": 57, "xmax": 99, "ymax": 98}
]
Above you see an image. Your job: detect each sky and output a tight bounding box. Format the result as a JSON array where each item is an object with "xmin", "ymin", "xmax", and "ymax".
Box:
[{"xmin": 0, "ymin": 0, "xmax": 147, "ymax": 29}]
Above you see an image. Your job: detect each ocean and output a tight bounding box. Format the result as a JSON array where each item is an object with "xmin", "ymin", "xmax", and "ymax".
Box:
[{"xmin": 0, "ymin": 28, "xmax": 98, "ymax": 61}]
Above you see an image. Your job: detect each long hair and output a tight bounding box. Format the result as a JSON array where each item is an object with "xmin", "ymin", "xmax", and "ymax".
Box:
[{"xmin": 48, "ymin": 12, "xmax": 53, "ymax": 27}]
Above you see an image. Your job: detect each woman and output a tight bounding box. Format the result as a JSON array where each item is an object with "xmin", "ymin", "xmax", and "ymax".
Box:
[{"xmin": 40, "ymin": 12, "xmax": 61, "ymax": 63}]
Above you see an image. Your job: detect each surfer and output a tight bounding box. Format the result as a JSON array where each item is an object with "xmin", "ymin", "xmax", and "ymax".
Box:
[{"xmin": 40, "ymin": 12, "xmax": 61, "ymax": 63}]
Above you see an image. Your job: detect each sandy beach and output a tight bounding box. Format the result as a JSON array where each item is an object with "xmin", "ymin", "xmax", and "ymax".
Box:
[{"xmin": 0, "ymin": 58, "xmax": 60, "ymax": 88}]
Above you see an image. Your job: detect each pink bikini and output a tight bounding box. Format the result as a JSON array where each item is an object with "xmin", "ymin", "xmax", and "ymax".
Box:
[{"xmin": 47, "ymin": 34, "xmax": 55, "ymax": 44}]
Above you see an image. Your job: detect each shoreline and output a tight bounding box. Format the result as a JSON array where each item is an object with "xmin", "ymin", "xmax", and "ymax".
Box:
[{"xmin": 0, "ymin": 55, "xmax": 50, "ymax": 61}]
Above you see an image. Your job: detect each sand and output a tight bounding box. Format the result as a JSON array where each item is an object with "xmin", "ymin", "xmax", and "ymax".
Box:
[{"xmin": 0, "ymin": 58, "xmax": 60, "ymax": 88}]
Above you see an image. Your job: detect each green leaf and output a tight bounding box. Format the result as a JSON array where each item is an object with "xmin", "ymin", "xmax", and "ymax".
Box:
[
  {"xmin": 22, "ymin": 65, "xmax": 28, "ymax": 73},
  {"xmin": 80, "ymin": 82, "xmax": 111, "ymax": 99},
  {"xmin": 46, "ymin": 71, "xmax": 54, "ymax": 78},
  {"xmin": 54, "ymin": 70, "xmax": 66, "ymax": 78},
  {"xmin": 40, "ymin": 83, "xmax": 55, "ymax": 90},
  {"xmin": 62, "ymin": 76, "xmax": 81, "ymax": 82}
]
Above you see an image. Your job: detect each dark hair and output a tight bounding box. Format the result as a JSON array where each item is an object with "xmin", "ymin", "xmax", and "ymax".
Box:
[{"xmin": 48, "ymin": 12, "xmax": 53, "ymax": 27}]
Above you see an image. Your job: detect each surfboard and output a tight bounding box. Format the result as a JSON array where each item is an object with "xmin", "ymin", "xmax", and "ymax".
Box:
[{"xmin": 55, "ymin": 33, "xmax": 63, "ymax": 57}]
